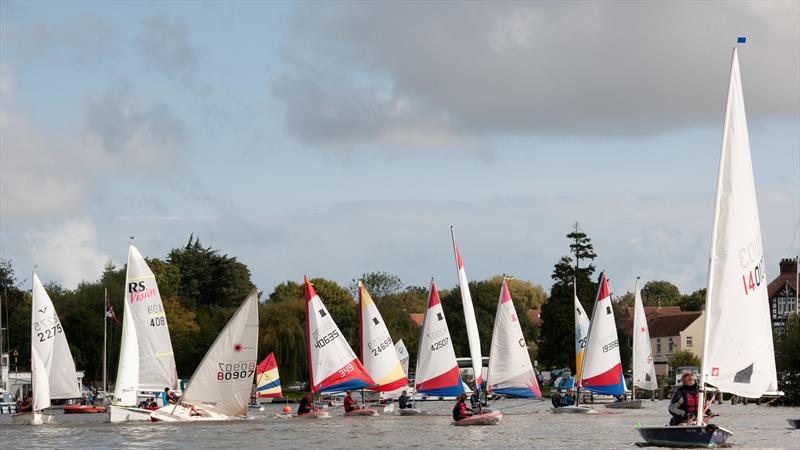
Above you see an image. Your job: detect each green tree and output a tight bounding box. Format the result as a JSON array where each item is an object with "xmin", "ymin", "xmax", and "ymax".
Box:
[
  {"xmin": 670, "ymin": 349, "xmax": 701, "ymax": 368},
  {"xmin": 538, "ymin": 225, "xmax": 598, "ymax": 370},
  {"xmin": 350, "ymin": 271, "xmax": 403, "ymax": 301},
  {"xmin": 776, "ymin": 313, "xmax": 800, "ymax": 405},
  {"xmin": 679, "ymin": 288, "xmax": 705, "ymax": 311},
  {"xmin": 641, "ymin": 280, "xmax": 681, "ymax": 307}
]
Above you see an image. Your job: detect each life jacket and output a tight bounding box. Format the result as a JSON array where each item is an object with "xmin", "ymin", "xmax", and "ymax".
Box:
[{"xmin": 684, "ymin": 389, "xmax": 699, "ymax": 414}]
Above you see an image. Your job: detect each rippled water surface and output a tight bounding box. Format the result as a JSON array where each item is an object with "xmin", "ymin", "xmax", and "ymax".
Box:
[{"xmin": 0, "ymin": 400, "xmax": 797, "ymax": 449}]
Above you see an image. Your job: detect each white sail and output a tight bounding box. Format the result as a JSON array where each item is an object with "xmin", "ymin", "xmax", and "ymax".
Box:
[
  {"xmin": 414, "ymin": 279, "xmax": 464, "ymax": 396},
  {"xmin": 487, "ymin": 280, "xmax": 541, "ymax": 398},
  {"xmin": 395, "ymin": 340, "xmax": 410, "ymax": 377},
  {"xmin": 632, "ymin": 280, "xmax": 658, "ymax": 391},
  {"xmin": 579, "ymin": 273, "xmax": 625, "ymax": 395},
  {"xmin": 180, "ymin": 290, "xmax": 259, "ymax": 417},
  {"xmin": 574, "ymin": 291, "xmax": 590, "ymax": 382},
  {"xmin": 31, "ymin": 273, "xmax": 81, "ymax": 411},
  {"xmin": 700, "ymin": 48, "xmax": 778, "ymax": 399},
  {"xmin": 114, "ymin": 245, "xmax": 178, "ymax": 406},
  {"xmin": 451, "ymin": 228, "xmax": 484, "ymax": 390},
  {"xmin": 359, "ymin": 282, "xmax": 407, "ymax": 391}
]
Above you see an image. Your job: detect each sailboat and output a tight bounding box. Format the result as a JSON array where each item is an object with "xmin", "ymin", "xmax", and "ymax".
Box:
[
  {"xmin": 637, "ymin": 44, "xmax": 778, "ymax": 448},
  {"xmin": 607, "ymin": 278, "xmax": 655, "ymax": 410},
  {"xmin": 552, "ymin": 280, "xmax": 599, "ymax": 414},
  {"xmin": 150, "ymin": 290, "xmax": 259, "ymax": 421},
  {"xmin": 357, "ymin": 282, "xmax": 407, "ymax": 414},
  {"xmin": 395, "ymin": 340, "xmax": 410, "ymax": 379},
  {"xmin": 304, "ymin": 276, "xmax": 374, "ymax": 418},
  {"xmin": 255, "ymin": 352, "xmax": 282, "ymax": 400},
  {"xmin": 450, "ymin": 228, "xmax": 503, "ymax": 426},
  {"xmin": 580, "ymin": 273, "xmax": 625, "ymax": 401},
  {"xmin": 109, "ymin": 245, "xmax": 179, "ymax": 423},
  {"xmin": 12, "ymin": 274, "xmax": 82, "ymax": 425},
  {"xmin": 487, "ymin": 279, "xmax": 542, "ymax": 399}
]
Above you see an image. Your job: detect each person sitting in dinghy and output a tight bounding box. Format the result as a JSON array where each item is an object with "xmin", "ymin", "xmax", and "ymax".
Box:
[
  {"xmin": 163, "ymin": 387, "xmax": 178, "ymax": 405},
  {"xmin": 343, "ymin": 391, "xmax": 356, "ymax": 413},
  {"xmin": 669, "ymin": 372, "xmax": 711, "ymax": 425},
  {"xmin": 297, "ymin": 393, "xmax": 313, "ymax": 415},
  {"xmin": 398, "ymin": 390, "xmax": 413, "ymax": 409},
  {"xmin": 452, "ymin": 393, "xmax": 473, "ymax": 421}
]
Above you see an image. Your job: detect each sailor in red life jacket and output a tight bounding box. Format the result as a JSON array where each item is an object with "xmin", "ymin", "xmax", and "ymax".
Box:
[
  {"xmin": 669, "ymin": 372, "xmax": 711, "ymax": 425},
  {"xmin": 343, "ymin": 391, "xmax": 356, "ymax": 413},
  {"xmin": 452, "ymin": 393, "xmax": 473, "ymax": 421}
]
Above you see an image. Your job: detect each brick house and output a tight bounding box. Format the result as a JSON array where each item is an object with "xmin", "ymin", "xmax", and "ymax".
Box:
[{"xmin": 767, "ymin": 258, "xmax": 798, "ymax": 335}]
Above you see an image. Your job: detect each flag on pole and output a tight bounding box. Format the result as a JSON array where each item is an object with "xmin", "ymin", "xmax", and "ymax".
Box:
[{"xmin": 105, "ymin": 290, "xmax": 117, "ymax": 322}]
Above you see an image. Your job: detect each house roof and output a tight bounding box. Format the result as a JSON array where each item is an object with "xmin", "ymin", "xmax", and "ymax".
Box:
[
  {"xmin": 409, "ymin": 313, "xmax": 424, "ymax": 327},
  {"xmin": 647, "ymin": 312, "xmax": 702, "ymax": 338},
  {"xmin": 767, "ymin": 260, "xmax": 797, "ymax": 299},
  {"xmin": 626, "ymin": 306, "xmax": 682, "ymax": 320},
  {"xmin": 526, "ymin": 309, "xmax": 541, "ymax": 326}
]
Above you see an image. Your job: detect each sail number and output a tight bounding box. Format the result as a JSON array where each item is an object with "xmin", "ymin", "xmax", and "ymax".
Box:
[
  {"xmin": 36, "ymin": 323, "xmax": 63, "ymax": 342},
  {"xmin": 369, "ymin": 336, "xmax": 394, "ymax": 357},
  {"xmin": 314, "ymin": 329, "xmax": 340, "ymax": 349},
  {"xmin": 217, "ymin": 361, "xmax": 256, "ymax": 381},
  {"xmin": 740, "ymin": 258, "xmax": 765, "ymax": 296},
  {"xmin": 430, "ymin": 337, "xmax": 449, "ymax": 351},
  {"xmin": 338, "ymin": 362, "xmax": 355, "ymax": 377},
  {"xmin": 150, "ymin": 317, "xmax": 166, "ymax": 327},
  {"xmin": 602, "ymin": 339, "xmax": 619, "ymax": 353}
]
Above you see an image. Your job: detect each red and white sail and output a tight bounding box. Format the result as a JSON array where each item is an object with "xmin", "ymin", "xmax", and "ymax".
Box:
[
  {"xmin": 415, "ymin": 279, "xmax": 464, "ymax": 396},
  {"xmin": 487, "ymin": 280, "xmax": 541, "ymax": 398},
  {"xmin": 632, "ymin": 279, "xmax": 658, "ymax": 391},
  {"xmin": 700, "ymin": 48, "xmax": 778, "ymax": 400},
  {"xmin": 305, "ymin": 276, "xmax": 373, "ymax": 393},
  {"xmin": 451, "ymin": 228, "xmax": 483, "ymax": 391},
  {"xmin": 358, "ymin": 282, "xmax": 408, "ymax": 392},
  {"xmin": 579, "ymin": 273, "xmax": 625, "ymax": 395}
]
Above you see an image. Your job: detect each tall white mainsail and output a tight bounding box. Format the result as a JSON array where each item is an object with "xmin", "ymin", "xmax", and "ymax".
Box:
[
  {"xmin": 114, "ymin": 245, "xmax": 178, "ymax": 406},
  {"xmin": 31, "ymin": 274, "xmax": 81, "ymax": 411},
  {"xmin": 632, "ymin": 279, "xmax": 657, "ymax": 392},
  {"xmin": 450, "ymin": 227, "xmax": 484, "ymax": 391},
  {"xmin": 579, "ymin": 273, "xmax": 625, "ymax": 395},
  {"xmin": 180, "ymin": 290, "xmax": 259, "ymax": 417},
  {"xmin": 358, "ymin": 282, "xmax": 408, "ymax": 391},
  {"xmin": 699, "ymin": 48, "xmax": 778, "ymax": 411}
]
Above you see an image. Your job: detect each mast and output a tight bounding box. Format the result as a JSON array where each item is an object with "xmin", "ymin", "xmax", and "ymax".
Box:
[
  {"xmin": 632, "ymin": 277, "xmax": 639, "ymax": 401},
  {"xmin": 103, "ymin": 288, "xmax": 108, "ymax": 393},
  {"xmin": 574, "ymin": 276, "xmax": 580, "ymax": 405},
  {"xmin": 304, "ymin": 276, "xmax": 314, "ymax": 404},
  {"xmin": 697, "ymin": 47, "xmax": 738, "ymax": 425}
]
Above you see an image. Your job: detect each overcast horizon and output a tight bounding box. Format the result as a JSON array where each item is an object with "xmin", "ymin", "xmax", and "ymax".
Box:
[{"xmin": 1, "ymin": 1, "xmax": 798, "ymax": 296}]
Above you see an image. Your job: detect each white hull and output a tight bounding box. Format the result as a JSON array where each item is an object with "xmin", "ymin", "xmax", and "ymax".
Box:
[
  {"xmin": 149, "ymin": 404, "xmax": 243, "ymax": 422},
  {"xmin": 551, "ymin": 405, "xmax": 597, "ymax": 414},
  {"xmin": 398, "ymin": 408, "xmax": 427, "ymax": 416},
  {"xmin": 11, "ymin": 411, "xmax": 55, "ymax": 425},
  {"xmin": 108, "ymin": 405, "xmax": 155, "ymax": 423}
]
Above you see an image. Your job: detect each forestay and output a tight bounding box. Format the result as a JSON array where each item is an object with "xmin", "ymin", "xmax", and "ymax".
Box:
[
  {"xmin": 632, "ymin": 280, "xmax": 658, "ymax": 391},
  {"xmin": 359, "ymin": 282, "xmax": 408, "ymax": 391},
  {"xmin": 181, "ymin": 290, "xmax": 259, "ymax": 417},
  {"xmin": 114, "ymin": 245, "xmax": 178, "ymax": 406},
  {"xmin": 487, "ymin": 280, "xmax": 541, "ymax": 398},
  {"xmin": 415, "ymin": 279, "xmax": 464, "ymax": 397},
  {"xmin": 305, "ymin": 277, "xmax": 373, "ymax": 393},
  {"xmin": 579, "ymin": 273, "xmax": 625, "ymax": 395},
  {"xmin": 701, "ymin": 48, "xmax": 778, "ymax": 399},
  {"xmin": 31, "ymin": 274, "xmax": 81, "ymax": 411}
]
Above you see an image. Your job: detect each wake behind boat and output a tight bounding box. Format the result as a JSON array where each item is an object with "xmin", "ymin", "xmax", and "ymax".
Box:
[{"xmin": 150, "ymin": 290, "xmax": 259, "ymax": 422}]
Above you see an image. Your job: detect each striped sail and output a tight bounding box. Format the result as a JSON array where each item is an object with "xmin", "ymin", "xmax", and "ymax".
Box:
[
  {"xmin": 415, "ymin": 279, "xmax": 464, "ymax": 396},
  {"xmin": 305, "ymin": 276, "xmax": 373, "ymax": 393},
  {"xmin": 256, "ymin": 352, "xmax": 282, "ymax": 398},
  {"xmin": 487, "ymin": 280, "xmax": 541, "ymax": 398},
  {"xmin": 579, "ymin": 273, "xmax": 625, "ymax": 395},
  {"xmin": 359, "ymin": 282, "xmax": 408, "ymax": 391}
]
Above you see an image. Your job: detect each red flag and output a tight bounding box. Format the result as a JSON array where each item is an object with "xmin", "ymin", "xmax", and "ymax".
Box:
[{"xmin": 105, "ymin": 290, "xmax": 118, "ymax": 322}]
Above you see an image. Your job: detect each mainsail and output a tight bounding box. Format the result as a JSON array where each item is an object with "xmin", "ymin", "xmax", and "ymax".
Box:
[
  {"xmin": 305, "ymin": 277, "xmax": 373, "ymax": 393},
  {"xmin": 574, "ymin": 287, "xmax": 590, "ymax": 383},
  {"xmin": 632, "ymin": 279, "xmax": 658, "ymax": 391},
  {"xmin": 256, "ymin": 352, "xmax": 282, "ymax": 398},
  {"xmin": 415, "ymin": 279, "xmax": 464, "ymax": 396},
  {"xmin": 487, "ymin": 279, "xmax": 541, "ymax": 398},
  {"xmin": 114, "ymin": 245, "xmax": 178, "ymax": 406},
  {"xmin": 31, "ymin": 273, "xmax": 81, "ymax": 411},
  {"xmin": 451, "ymin": 227, "xmax": 484, "ymax": 391},
  {"xmin": 358, "ymin": 282, "xmax": 408, "ymax": 391},
  {"xmin": 700, "ymin": 48, "xmax": 778, "ymax": 402},
  {"xmin": 579, "ymin": 273, "xmax": 625, "ymax": 395},
  {"xmin": 395, "ymin": 340, "xmax": 410, "ymax": 377},
  {"xmin": 180, "ymin": 290, "xmax": 259, "ymax": 417}
]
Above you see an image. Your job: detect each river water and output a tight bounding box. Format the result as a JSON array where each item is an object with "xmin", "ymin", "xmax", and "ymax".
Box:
[{"xmin": 0, "ymin": 399, "xmax": 797, "ymax": 449}]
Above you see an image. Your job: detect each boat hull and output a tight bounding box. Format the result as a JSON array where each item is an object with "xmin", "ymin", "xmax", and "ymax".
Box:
[
  {"xmin": 604, "ymin": 400, "xmax": 643, "ymax": 409},
  {"xmin": 11, "ymin": 412, "xmax": 55, "ymax": 425},
  {"xmin": 297, "ymin": 410, "xmax": 330, "ymax": 419},
  {"xmin": 108, "ymin": 405, "xmax": 155, "ymax": 423},
  {"xmin": 64, "ymin": 405, "xmax": 107, "ymax": 414},
  {"xmin": 453, "ymin": 410, "xmax": 503, "ymax": 426},
  {"xmin": 398, "ymin": 408, "xmax": 427, "ymax": 416},
  {"xmin": 149, "ymin": 404, "xmax": 241, "ymax": 422},
  {"xmin": 787, "ymin": 419, "xmax": 800, "ymax": 429},
  {"xmin": 344, "ymin": 409, "xmax": 379, "ymax": 417},
  {"xmin": 551, "ymin": 406, "xmax": 597, "ymax": 414},
  {"xmin": 636, "ymin": 425, "xmax": 733, "ymax": 448}
]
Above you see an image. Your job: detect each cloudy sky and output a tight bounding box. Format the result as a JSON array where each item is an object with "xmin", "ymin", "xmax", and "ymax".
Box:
[{"xmin": 1, "ymin": 1, "xmax": 798, "ymax": 295}]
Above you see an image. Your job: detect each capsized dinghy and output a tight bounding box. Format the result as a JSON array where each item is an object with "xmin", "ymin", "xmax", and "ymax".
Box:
[
  {"xmin": 150, "ymin": 290, "xmax": 259, "ymax": 422},
  {"xmin": 637, "ymin": 45, "xmax": 779, "ymax": 448}
]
